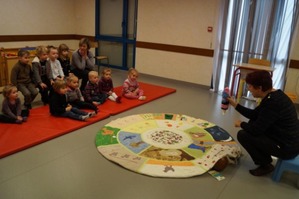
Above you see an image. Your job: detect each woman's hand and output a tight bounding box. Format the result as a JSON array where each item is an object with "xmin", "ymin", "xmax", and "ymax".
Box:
[
  {"xmin": 227, "ymin": 96, "xmax": 238, "ymax": 108},
  {"xmin": 234, "ymin": 120, "xmax": 242, "ymax": 127}
]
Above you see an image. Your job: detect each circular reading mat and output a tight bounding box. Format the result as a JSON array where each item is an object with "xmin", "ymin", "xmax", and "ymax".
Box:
[{"xmin": 96, "ymin": 113, "xmax": 241, "ymax": 178}]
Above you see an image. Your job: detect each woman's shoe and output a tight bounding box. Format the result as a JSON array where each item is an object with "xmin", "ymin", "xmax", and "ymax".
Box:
[{"xmin": 249, "ymin": 164, "xmax": 274, "ymax": 176}]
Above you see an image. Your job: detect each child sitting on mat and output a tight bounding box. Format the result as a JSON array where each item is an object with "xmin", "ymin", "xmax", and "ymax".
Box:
[
  {"xmin": 99, "ymin": 68, "xmax": 121, "ymax": 103},
  {"xmin": 122, "ymin": 68, "xmax": 146, "ymax": 100},
  {"xmin": 83, "ymin": 71, "xmax": 107, "ymax": 105},
  {"xmin": 0, "ymin": 85, "xmax": 29, "ymax": 124},
  {"xmin": 49, "ymin": 79, "xmax": 95, "ymax": 121},
  {"xmin": 66, "ymin": 74, "xmax": 98, "ymax": 113}
]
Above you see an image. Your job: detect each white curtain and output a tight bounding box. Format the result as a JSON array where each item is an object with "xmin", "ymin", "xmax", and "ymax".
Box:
[{"xmin": 212, "ymin": 0, "xmax": 299, "ymax": 94}]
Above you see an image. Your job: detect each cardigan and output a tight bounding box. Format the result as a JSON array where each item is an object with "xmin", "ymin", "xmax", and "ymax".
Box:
[{"xmin": 236, "ymin": 89, "xmax": 299, "ymax": 149}]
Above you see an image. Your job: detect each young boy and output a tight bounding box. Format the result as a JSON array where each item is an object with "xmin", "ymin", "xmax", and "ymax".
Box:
[
  {"xmin": 49, "ymin": 79, "xmax": 95, "ymax": 121},
  {"xmin": 32, "ymin": 46, "xmax": 51, "ymax": 105},
  {"xmin": 46, "ymin": 46, "xmax": 65, "ymax": 85},
  {"xmin": 83, "ymin": 71, "xmax": 107, "ymax": 106},
  {"xmin": 10, "ymin": 49, "xmax": 38, "ymax": 109},
  {"xmin": 99, "ymin": 68, "xmax": 121, "ymax": 103}
]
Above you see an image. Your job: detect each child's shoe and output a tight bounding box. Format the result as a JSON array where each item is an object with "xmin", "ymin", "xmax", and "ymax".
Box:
[
  {"xmin": 22, "ymin": 117, "xmax": 28, "ymax": 122},
  {"xmin": 88, "ymin": 112, "xmax": 96, "ymax": 117},
  {"xmin": 138, "ymin": 96, "xmax": 146, "ymax": 100},
  {"xmin": 24, "ymin": 104, "xmax": 32, "ymax": 109},
  {"xmin": 80, "ymin": 114, "xmax": 90, "ymax": 121},
  {"xmin": 116, "ymin": 96, "xmax": 122, "ymax": 103},
  {"xmin": 15, "ymin": 120, "xmax": 22, "ymax": 124}
]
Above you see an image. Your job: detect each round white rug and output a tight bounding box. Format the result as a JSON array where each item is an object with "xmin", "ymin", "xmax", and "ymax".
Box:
[{"xmin": 96, "ymin": 113, "xmax": 241, "ymax": 178}]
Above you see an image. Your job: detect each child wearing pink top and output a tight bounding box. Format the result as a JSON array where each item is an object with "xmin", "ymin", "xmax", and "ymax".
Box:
[{"xmin": 122, "ymin": 68, "xmax": 146, "ymax": 100}]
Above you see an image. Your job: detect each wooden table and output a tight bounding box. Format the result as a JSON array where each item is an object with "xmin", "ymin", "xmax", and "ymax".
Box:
[{"xmin": 230, "ymin": 63, "xmax": 273, "ymax": 99}]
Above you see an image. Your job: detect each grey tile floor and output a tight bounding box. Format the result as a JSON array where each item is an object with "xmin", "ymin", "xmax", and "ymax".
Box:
[{"xmin": 0, "ymin": 69, "xmax": 298, "ymax": 199}]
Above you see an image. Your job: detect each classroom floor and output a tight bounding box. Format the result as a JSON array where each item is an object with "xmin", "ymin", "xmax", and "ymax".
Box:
[{"xmin": 0, "ymin": 69, "xmax": 298, "ymax": 199}]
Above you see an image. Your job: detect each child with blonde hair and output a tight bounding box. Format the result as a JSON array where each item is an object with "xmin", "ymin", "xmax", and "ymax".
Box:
[
  {"xmin": 0, "ymin": 85, "xmax": 28, "ymax": 124},
  {"xmin": 66, "ymin": 74, "xmax": 98, "ymax": 113},
  {"xmin": 32, "ymin": 45, "xmax": 51, "ymax": 105},
  {"xmin": 83, "ymin": 71, "xmax": 107, "ymax": 105},
  {"xmin": 122, "ymin": 68, "xmax": 146, "ymax": 100},
  {"xmin": 99, "ymin": 68, "xmax": 121, "ymax": 103},
  {"xmin": 46, "ymin": 46, "xmax": 65, "ymax": 85},
  {"xmin": 58, "ymin": 44, "xmax": 71, "ymax": 77},
  {"xmin": 49, "ymin": 79, "xmax": 95, "ymax": 121}
]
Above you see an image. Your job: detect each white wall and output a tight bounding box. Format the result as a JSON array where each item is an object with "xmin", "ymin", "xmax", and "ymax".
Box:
[
  {"xmin": 1, "ymin": 0, "xmax": 299, "ymax": 92},
  {"xmin": 74, "ymin": 0, "xmax": 95, "ymax": 36},
  {"xmin": 135, "ymin": 0, "xmax": 219, "ymax": 86},
  {"xmin": 0, "ymin": 0, "xmax": 95, "ymax": 50}
]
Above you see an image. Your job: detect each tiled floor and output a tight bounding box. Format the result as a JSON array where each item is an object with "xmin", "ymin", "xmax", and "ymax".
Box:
[{"xmin": 0, "ymin": 69, "xmax": 298, "ymax": 199}]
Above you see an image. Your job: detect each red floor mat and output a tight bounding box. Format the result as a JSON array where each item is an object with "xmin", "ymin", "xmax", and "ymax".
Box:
[
  {"xmin": 100, "ymin": 82, "xmax": 176, "ymax": 115},
  {"xmin": 0, "ymin": 82, "xmax": 176, "ymax": 158},
  {"xmin": 0, "ymin": 106, "xmax": 110, "ymax": 158}
]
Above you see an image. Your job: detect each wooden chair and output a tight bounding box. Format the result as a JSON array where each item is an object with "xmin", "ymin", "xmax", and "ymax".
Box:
[
  {"xmin": 248, "ymin": 58, "xmax": 271, "ymax": 67},
  {"xmin": 90, "ymin": 41, "xmax": 109, "ymax": 72}
]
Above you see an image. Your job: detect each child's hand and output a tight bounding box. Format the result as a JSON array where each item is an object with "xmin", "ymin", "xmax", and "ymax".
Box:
[
  {"xmin": 92, "ymin": 101, "xmax": 98, "ymax": 106},
  {"xmin": 65, "ymin": 104, "xmax": 72, "ymax": 111},
  {"xmin": 40, "ymin": 83, "xmax": 47, "ymax": 89},
  {"xmin": 17, "ymin": 116, "xmax": 23, "ymax": 121}
]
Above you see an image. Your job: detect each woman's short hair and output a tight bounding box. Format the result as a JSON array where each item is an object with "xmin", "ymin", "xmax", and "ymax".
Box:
[
  {"xmin": 79, "ymin": 38, "xmax": 91, "ymax": 49},
  {"xmin": 245, "ymin": 70, "xmax": 272, "ymax": 91}
]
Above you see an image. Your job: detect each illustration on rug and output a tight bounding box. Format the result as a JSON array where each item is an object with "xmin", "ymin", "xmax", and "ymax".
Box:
[{"xmin": 96, "ymin": 113, "xmax": 242, "ymax": 178}]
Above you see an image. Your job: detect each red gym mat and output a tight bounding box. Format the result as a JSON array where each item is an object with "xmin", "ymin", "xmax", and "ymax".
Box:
[
  {"xmin": 0, "ymin": 106, "xmax": 110, "ymax": 158},
  {"xmin": 100, "ymin": 82, "xmax": 177, "ymax": 115},
  {"xmin": 0, "ymin": 82, "xmax": 176, "ymax": 158}
]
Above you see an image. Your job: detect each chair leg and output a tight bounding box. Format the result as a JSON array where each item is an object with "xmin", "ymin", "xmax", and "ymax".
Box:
[{"xmin": 272, "ymin": 159, "xmax": 284, "ymax": 182}]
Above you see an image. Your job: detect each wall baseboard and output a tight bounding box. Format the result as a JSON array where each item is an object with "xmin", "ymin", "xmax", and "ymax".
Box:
[{"xmin": 0, "ymin": 34, "xmax": 95, "ymax": 42}]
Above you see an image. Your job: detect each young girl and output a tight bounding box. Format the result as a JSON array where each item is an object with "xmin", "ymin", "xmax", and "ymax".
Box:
[
  {"xmin": 66, "ymin": 74, "xmax": 98, "ymax": 113},
  {"xmin": 122, "ymin": 68, "xmax": 146, "ymax": 100},
  {"xmin": 99, "ymin": 68, "xmax": 121, "ymax": 103},
  {"xmin": 32, "ymin": 45, "xmax": 51, "ymax": 105},
  {"xmin": 0, "ymin": 85, "xmax": 28, "ymax": 124},
  {"xmin": 49, "ymin": 79, "xmax": 95, "ymax": 121},
  {"xmin": 84, "ymin": 71, "xmax": 107, "ymax": 105},
  {"xmin": 58, "ymin": 44, "xmax": 71, "ymax": 77}
]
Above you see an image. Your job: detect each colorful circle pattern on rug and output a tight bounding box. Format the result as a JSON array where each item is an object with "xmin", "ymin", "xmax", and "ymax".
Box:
[{"xmin": 96, "ymin": 113, "xmax": 241, "ymax": 178}]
